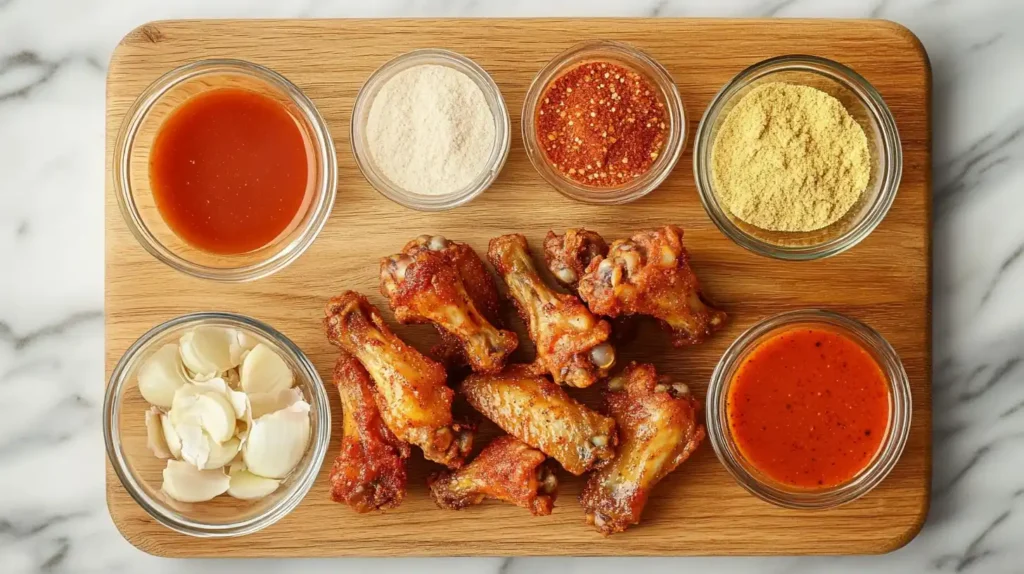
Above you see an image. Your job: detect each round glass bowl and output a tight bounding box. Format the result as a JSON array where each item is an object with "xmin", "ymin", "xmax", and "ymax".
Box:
[
  {"xmin": 350, "ymin": 49, "xmax": 511, "ymax": 211},
  {"xmin": 694, "ymin": 55, "xmax": 902, "ymax": 260},
  {"xmin": 706, "ymin": 309, "xmax": 911, "ymax": 509},
  {"xmin": 113, "ymin": 59, "xmax": 337, "ymax": 282},
  {"xmin": 522, "ymin": 40, "xmax": 686, "ymax": 205},
  {"xmin": 103, "ymin": 312, "xmax": 331, "ymax": 537}
]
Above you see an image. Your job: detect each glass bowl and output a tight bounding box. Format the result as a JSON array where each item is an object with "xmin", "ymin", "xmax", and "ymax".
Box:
[
  {"xmin": 113, "ymin": 59, "xmax": 337, "ymax": 281},
  {"xmin": 522, "ymin": 40, "xmax": 686, "ymax": 205},
  {"xmin": 350, "ymin": 49, "xmax": 511, "ymax": 211},
  {"xmin": 103, "ymin": 312, "xmax": 331, "ymax": 537},
  {"xmin": 694, "ymin": 55, "xmax": 902, "ymax": 260},
  {"xmin": 706, "ymin": 309, "xmax": 911, "ymax": 509}
]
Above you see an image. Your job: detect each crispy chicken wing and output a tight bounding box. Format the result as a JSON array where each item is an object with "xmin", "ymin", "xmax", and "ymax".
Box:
[
  {"xmin": 543, "ymin": 228, "xmax": 608, "ymax": 288},
  {"xmin": 325, "ymin": 291, "xmax": 473, "ymax": 468},
  {"xmin": 577, "ymin": 225, "xmax": 726, "ymax": 346},
  {"xmin": 428, "ymin": 435, "xmax": 558, "ymax": 516},
  {"xmin": 488, "ymin": 234, "xmax": 615, "ymax": 388},
  {"xmin": 461, "ymin": 368, "xmax": 617, "ymax": 475},
  {"xmin": 580, "ymin": 362, "xmax": 705, "ymax": 535},
  {"xmin": 328, "ymin": 352, "xmax": 410, "ymax": 513},
  {"xmin": 381, "ymin": 234, "xmax": 517, "ymax": 373}
]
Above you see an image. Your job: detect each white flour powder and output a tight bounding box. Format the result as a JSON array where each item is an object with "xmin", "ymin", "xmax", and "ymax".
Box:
[{"xmin": 366, "ymin": 64, "xmax": 496, "ymax": 196}]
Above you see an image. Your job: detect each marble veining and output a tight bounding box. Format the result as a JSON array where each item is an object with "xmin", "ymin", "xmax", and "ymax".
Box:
[{"xmin": 2, "ymin": 0, "xmax": 1024, "ymax": 572}]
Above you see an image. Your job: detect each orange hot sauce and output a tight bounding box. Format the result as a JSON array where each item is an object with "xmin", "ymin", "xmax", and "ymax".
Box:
[
  {"xmin": 726, "ymin": 327, "xmax": 890, "ymax": 489},
  {"xmin": 149, "ymin": 88, "xmax": 311, "ymax": 255}
]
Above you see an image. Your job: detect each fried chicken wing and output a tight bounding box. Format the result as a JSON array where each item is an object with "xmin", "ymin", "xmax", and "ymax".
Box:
[
  {"xmin": 543, "ymin": 228, "xmax": 608, "ymax": 288},
  {"xmin": 428, "ymin": 435, "xmax": 558, "ymax": 516},
  {"xmin": 577, "ymin": 225, "xmax": 726, "ymax": 346},
  {"xmin": 329, "ymin": 353, "xmax": 410, "ymax": 513},
  {"xmin": 325, "ymin": 291, "xmax": 473, "ymax": 468},
  {"xmin": 488, "ymin": 234, "xmax": 615, "ymax": 388},
  {"xmin": 381, "ymin": 234, "xmax": 517, "ymax": 373},
  {"xmin": 461, "ymin": 368, "xmax": 617, "ymax": 475},
  {"xmin": 580, "ymin": 363, "xmax": 705, "ymax": 535}
]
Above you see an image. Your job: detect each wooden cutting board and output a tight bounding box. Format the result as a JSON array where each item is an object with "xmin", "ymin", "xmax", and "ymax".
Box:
[{"xmin": 104, "ymin": 18, "xmax": 931, "ymax": 557}]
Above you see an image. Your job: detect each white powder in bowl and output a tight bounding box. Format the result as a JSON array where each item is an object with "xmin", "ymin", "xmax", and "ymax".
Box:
[{"xmin": 366, "ymin": 64, "xmax": 496, "ymax": 196}]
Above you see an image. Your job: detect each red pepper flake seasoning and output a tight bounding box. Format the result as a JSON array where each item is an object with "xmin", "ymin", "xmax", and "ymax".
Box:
[{"xmin": 536, "ymin": 61, "xmax": 667, "ymax": 187}]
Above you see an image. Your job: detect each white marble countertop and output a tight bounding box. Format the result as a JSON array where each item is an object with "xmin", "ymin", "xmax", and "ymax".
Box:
[{"xmin": 2, "ymin": 0, "xmax": 1023, "ymax": 572}]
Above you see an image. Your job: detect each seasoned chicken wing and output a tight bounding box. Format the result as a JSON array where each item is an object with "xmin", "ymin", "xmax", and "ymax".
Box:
[
  {"xmin": 461, "ymin": 368, "xmax": 617, "ymax": 475},
  {"xmin": 428, "ymin": 435, "xmax": 558, "ymax": 516},
  {"xmin": 580, "ymin": 362, "xmax": 705, "ymax": 535},
  {"xmin": 577, "ymin": 225, "xmax": 726, "ymax": 346},
  {"xmin": 325, "ymin": 291, "xmax": 473, "ymax": 468},
  {"xmin": 488, "ymin": 234, "xmax": 615, "ymax": 388},
  {"xmin": 543, "ymin": 228, "xmax": 608, "ymax": 288},
  {"xmin": 381, "ymin": 234, "xmax": 517, "ymax": 373},
  {"xmin": 328, "ymin": 352, "xmax": 410, "ymax": 513}
]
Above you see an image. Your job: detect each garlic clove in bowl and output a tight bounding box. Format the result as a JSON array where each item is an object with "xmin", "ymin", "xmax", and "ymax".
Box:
[
  {"xmin": 170, "ymin": 385, "xmax": 237, "ymax": 444},
  {"xmin": 160, "ymin": 413, "xmax": 182, "ymax": 459},
  {"xmin": 138, "ymin": 343, "xmax": 189, "ymax": 408},
  {"xmin": 227, "ymin": 470, "xmax": 281, "ymax": 500},
  {"xmin": 145, "ymin": 407, "xmax": 173, "ymax": 459},
  {"xmin": 240, "ymin": 343, "xmax": 294, "ymax": 394},
  {"xmin": 243, "ymin": 401, "xmax": 311, "ymax": 479},
  {"xmin": 248, "ymin": 387, "xmax": 304, "ymax": 420},
  {"xmin": 179, "ymin": 326, "xmax": 240, "ymax": 378},
  {"xmin": 162, "ymin": 460, "xmax": 230, "ymax": 503}
]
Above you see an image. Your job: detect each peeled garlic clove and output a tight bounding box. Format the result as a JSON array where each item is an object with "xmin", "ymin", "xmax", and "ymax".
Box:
[
  {"xmin": 188, "ymin": 378, "xmax": 248, "ymax": 419},
  {"xmin": 177, "ymin": 423, "xmax": 211, "ymax": 469},
  {"xmin": 205, "ymin": 437, "xmax": 240, "ymax": 470},
  {"xmin": 243, "ymin": 401, "xmax": 311, "ymax": 479},
  {"xmin": 229, "ymin": 329, "xmax": 259, "ymax": 367},
  {"xmin": 162, "ymin": 460, "xmax": 230, "ymax": 503},
  {"xmin": 145, "ymin": 407, "xmax": 172, "ymax": 459},
  {"xmin": 171, "ymin": 386, "xmax": 237, "ymax": 445},
  {"xmin": 227, "ymin": 470, "xmax": 281, "ymax": 500},
  {"xmin": 179, "ymin": 326, "xmax": 238, "ymax": 378},
  {"xmin": 138, "ymin": 344, "xmax": 188, "ymax": 408},
  {"xmin": 161, "ymin": 413, "xmax": 182, "ymax": 458},
  {"xmin": 240, "ymin": 344, "xmax": 294, "ymax": 395},
  {"xmin": 248, "ymin": 387, "xmax": 304, "ymax": 420}
]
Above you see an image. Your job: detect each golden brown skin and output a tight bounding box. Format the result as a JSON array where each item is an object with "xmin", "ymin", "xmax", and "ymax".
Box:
[
  {"xmin": 325, "ymin": 291, "xmax": 473, "ymax": 468},
  {"xmin": 428, "ymin": 435, "xmax": 558, "ymax": 516},
  {"xmin": 328, "ymin": 353, "xmax": 410, "ymax": 513},
  {"xmin": 487, "ymin": 234, "xmax": 615, "ymax": 388},
  {"xmin": 543, "ymin": 228, "xmax": 608, "ymax": 289},
  {"xmin": 381, "ymin": 235, "xmax": 517, "ymax": 373},
  {"xmin": 580, "ymin": 363, "xmax": 705, "ymax": 535},
  {"xmin": 460, "ymin": 367, "xmax": 617, "ymax": 475},
  {"xmin": 577, "ymin": 225, "xmax": 726, "ymax": 346}
]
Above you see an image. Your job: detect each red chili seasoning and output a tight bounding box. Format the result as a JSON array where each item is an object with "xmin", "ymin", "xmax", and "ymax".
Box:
[
  {"xmin": 726, "ymin": 327, "xmax": 890, "ymax": 489},
  {"xmin": 535, "ymin": 61, "xmax": 667, "ymax": 187}
]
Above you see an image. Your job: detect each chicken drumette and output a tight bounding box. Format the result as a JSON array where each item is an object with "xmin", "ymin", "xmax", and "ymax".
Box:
[
  {"xmin": 328, "ymin": 352, "xmax": 410, "ymax": 513},
  {"xmin": 461, "ymin": 367, "xmax": 617, "ymax": 475},
  {"xmin": 488, "ymin": 234, "xmax": 615, "ymax": 388},
  {"xmin": 580, "ymin": 362, "xmax": 705, "ymax": 535},
  {"xmin": 325, "ymin": 291, "xmax": 473, "ymax": 468},
  {"xmin": 543, "ymin": 228, "xmax": 608, "ymax": 289},
  {"xmin": 428, "ymin": 435, "xmax": 558, "ymax": 516},
  {"xmin": 577, "ymin": 225, "xmax": 726, "ymax": 346},
  {"xmin": 381, "ymin": 234, "xmax": 517, "ymax": 373}
]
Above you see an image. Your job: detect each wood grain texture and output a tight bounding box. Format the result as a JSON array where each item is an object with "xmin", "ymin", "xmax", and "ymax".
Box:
[{"xmin": 104, "ymin": 18, "xmax": 932, "ymax": 557}]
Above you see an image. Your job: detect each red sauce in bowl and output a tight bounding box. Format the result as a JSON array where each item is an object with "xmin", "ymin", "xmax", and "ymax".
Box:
[
  {"xmin": 726, "ymin": 327, "xmax": 890, "ymax": 489},
  {"xmin": 149, "ymin": 88, "xmax": 311, "ymax": 255}
]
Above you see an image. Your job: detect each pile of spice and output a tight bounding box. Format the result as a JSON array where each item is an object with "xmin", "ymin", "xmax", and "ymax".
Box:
[
  {"xmin": 366, "ymin": 64, "xmax": 495, "ymax": 196},
  {"xmin": 535, "ymin": 61, "xmax": 667, "ymax": 187},
  {"xmin": 711, "ymin": 82, "xmax": 871, "ymax": 232}
]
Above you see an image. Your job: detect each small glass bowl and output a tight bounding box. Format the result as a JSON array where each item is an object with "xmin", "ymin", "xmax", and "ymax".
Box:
[
  {"xmin": 706, "ymin": 309, "xmax": 911, "ymax": 509},
  {"xmin": 350, "ymin": 49, "xmax": 511, "ymax": 211},
  {"xmin": 103, "ymin": 312, "xmax": 331, "ymax": 537},
  {"xmin": 522, "ymin": 40, "xmax": 686, "ymax": 205},
  {"xmin": 694, "ymin": 55, "xmax": 902, "ymax": 260},
  {"xmin": 113, "ymin": 59, "xmax": 337, "ymax": 282}
]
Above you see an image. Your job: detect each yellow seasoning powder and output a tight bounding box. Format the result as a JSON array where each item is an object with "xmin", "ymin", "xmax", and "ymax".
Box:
[{"xmin": 711, "ymin": 82, "xmax": 871, "ymax": 232}]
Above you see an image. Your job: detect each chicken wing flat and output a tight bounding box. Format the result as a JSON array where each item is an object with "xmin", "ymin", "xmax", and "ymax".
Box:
[
  {"xmin": 543, "ymin": 228, "xmax": 608, "ymax": 288},
  {"xmin": 329, "ymin": 352, "xmax": 410, "ymax": 513},
  {"xmin": 460, "ymin": 368, "xmax": 617, "ymax": 475},
  {"xmin": 577, "ymin": 225, "xmax": 726, "ymax": 346},
  {"xmin": 488, "ymin": 234, "xmax": 615, "ymax": 388},
  {"xmin": 580, "ymin": 362, "xmax": 705, "ymax": 535},
  {"xmin": 428, "ymin": 435, "xmax": 558, "ymax": 516},
  {"xmin": 381, "ymin": 234, "xmax": 517, "ymax": 373},
  {"xmin": 325, "ymin": 291, "xmax": 473, "ymax": 468}
]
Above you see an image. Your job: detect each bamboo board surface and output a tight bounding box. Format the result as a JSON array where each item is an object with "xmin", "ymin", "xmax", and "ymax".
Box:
[{"xmin": 105, "ymin": 18, "xmax": 931, "ymax": 557}]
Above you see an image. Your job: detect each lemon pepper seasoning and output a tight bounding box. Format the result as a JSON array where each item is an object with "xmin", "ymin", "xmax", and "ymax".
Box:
[{"xmin": 536, "ymin": 61, "xmax": 666, "ymax": 187}]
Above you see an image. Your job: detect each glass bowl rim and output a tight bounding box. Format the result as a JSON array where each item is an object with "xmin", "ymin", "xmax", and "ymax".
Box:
[
  {"xmin": 349, "ymin": 48, "xmax": 511, "ymax": 212},
  {"xmin": 112, "ymin": 58, "xmax": 338, "ymax": 282},
  {"xmin": 521, "ymin": 39, "xmax": 687, "ymax": 205},
  {"xmin": 102, "ymin": 311, "xmax": 331, "ymax": 537},
  {"xmin": 706, "ymin": 309, "xmax": 912, "ymax": 509},
  {"xmin": 693, "ymin": 54, "xmax": 902, "ymax": 261}
]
